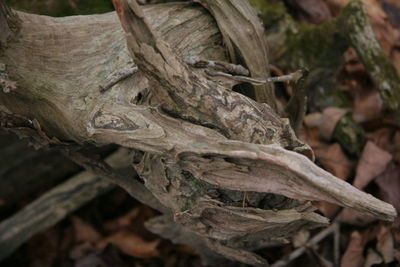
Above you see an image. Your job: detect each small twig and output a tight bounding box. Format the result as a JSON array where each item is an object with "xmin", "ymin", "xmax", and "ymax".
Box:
[
  {"xmin": 184, "ymin": 56, "xmax": 249, "ymax": 76},
  {"xmin": 99, "ymin": 66, "xmax": 138, "ymax": 92},
  {"xmin": 285, "ymin": 68, "xmax": 309, "ymax": 136},
  {"xmin": 333, "ymin": 223, "xmax": 340, "ymax": 267},
  {"xmin": 205, "ymin": 69, "xmax": 306, "ymax": 86},
  {"xmin": 242, "ymin": 191, "xmax": 248, "ymax": 208},
  {"xmin": 205, "ymin": 70, "xmax": 265, "ymax": 85},
  {"xmin": 271, "ymin": 222, "xmax": 339, "ymax": 267},
  {"xmin": 267, "ymin": 70, "xmax": 304, "ymax": 83}
]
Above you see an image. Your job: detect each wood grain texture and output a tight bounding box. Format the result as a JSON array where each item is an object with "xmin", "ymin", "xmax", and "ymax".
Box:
[{"xmin": 0, "ymin": 1, "xmax": 397, "ymax": 265}]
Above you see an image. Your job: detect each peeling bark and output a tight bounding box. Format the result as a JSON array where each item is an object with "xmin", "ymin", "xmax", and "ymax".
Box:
[{"xmin": 0, "ymin": 0, "xmax": 397, "ymax": 265}]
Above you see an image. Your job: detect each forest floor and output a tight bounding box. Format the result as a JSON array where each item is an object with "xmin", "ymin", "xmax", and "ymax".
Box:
[{"xmin": 1, "ymin": 0, "xmax": 400, "ymax": 266}]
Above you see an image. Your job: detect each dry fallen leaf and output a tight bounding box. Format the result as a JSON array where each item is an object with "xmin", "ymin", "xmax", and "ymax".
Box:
[
  {"xmin": 381, "ymin": 0, "xmax": 400, "ymax": 28},
  {"xmin": 340, "ymin": 231, "xmax": 365, "ymax": 267},
  {"xmin": 97, "ymin": 230, "xmax": 160, "ymax": 259},
  {"xmin": 338, "ymin": 208, "xmax": 376, "ymax": 227},
  {"xmin": 314, "ymin": 143, "xmax": 353, "ymax": 180},
  {"xmin": 304, "ymin": 107, "xmax": 348, "ymax": 140},
  {"xmin": 69, "ymin": 242, "xmax": 95, "ymax": 260},
  {"xmin": 27, "ymin": 229, "xmax": 59, "ymax": 267},
  {"xmin": 352, "ymin": 89, "xmax": 383, "ymax": 123},
  {"xmin": 344, "ymin": 47, "xmax": 365, "ymax": 73},
  {"xmin": 364, "ymin": 248, "xmax": 383, "ymax": 267},
  {"xmin": 103, "ymin": 208, "xmax": 140, "ymax": 233},
  {"xmin": 313, "ymin": 201, "xmax": 340, "ymax": 219},
  {"xmin": 366, "ymin": 128, "xmax": 396, "ymax": 154},
  {"xmin": 376, "ymin": 223, "xmax": 395, "ymax": 263},
  {"xmin": 353, "ymin": 141, "xmax": 392, "ymax": 189},
  {"xmin": 375, "ymin": 164, "xmax": 400, "ymax": 212},
  {"xmin": 71, "ymin": 216, "xmax": 102, "ymax": 244},
  {"xmin": 394, "ymin": 131, "xmax": 400, "ymax": 162},
  {"xmin": 313, "ymin": 143, "xmax": 353, "ymax": 218},
  {"xmin": 285, "ymin": 0, "xmax": 331, "ymax": 24},
  {"xmin": 300, "ymin": 126, "xmax": 326, "ymax": 149},
  {"xmin": 392, "ymin": 48, "xmax": 400, "ymax": 74},
  {"xmin": 395, "ymin": 250, "xmax": 400, "ymax": 264}
]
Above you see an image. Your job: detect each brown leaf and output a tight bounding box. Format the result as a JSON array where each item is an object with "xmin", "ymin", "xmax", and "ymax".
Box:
[
  {"xmin": 344, "ymin": 47, "xmax": 365, "ymax": 73},
  {"xmin": 394, "ymin": 131, "xmax": 400, "ymax": 162},
  {"xmin": 366, "ymin": 128, "xmax": 396, "ymax": 154},
  {"xmin": 375, "ymin": 165, "xmax": 400, "ymax": 212},
  {"xmin": 69, "ymin": 242, "xmax": 95, "ymax": 260},
  {"xmin": 395, "ymin": 249, "xmax": 400, "ymax": 263},
  {"xmin": 310, "ymin": 142, "xmax": 352, "ymax": 219},
  {"xmin": 312, "ymin": 201, "xmax": 340, "ymax": 219},
  {"xmin": 314, "ymin": 143, "xmax": 354, "ymax": 180},
  {"xmin": 392, "ymin": 49, "xmax": 400, "ymax": 74},
  {"xmin": 97, "ymin": 230, "xmax": 160, "ymax": 259},
  {"xmin": 285, "ymin": 0, "xmax": 331, "ymax": 24},
  {"xmin": 381, "ymin": 0, "xmax": 400, "ymax": 28},
  {"xmin": 340, "ymin": 231, "xmax": 365, "ymax": 267},
  {"xmin": 338, "ymin": 208, "xmax": 376, "ymax": 227},
  {"xmin": 353, "ymin": 141, "xmax": 392, "ymax": 189},
  {"xmin": 300, "ymin": 126, "xmax": 326, "ymax": 149},
  {"xmin": 27, "ymin": 227, "xmax": 60, "ymax": 267},
  {"xmin": 304, "ymin": 107, "xmax": 348, "ymax": 140},
  {"xmin": 364, "ymin": 248, "xmax": 383, "ymax": 267},
  {"xmin": 376, "ymin": 223, "xmax": 395, "ymax": 263},
  {"xmin": 71, "ymin": 216, "xmax": 102, "ymax": 244},
  {"xmin": 352, "ymin": 89, "xmax": 383, "ymax": 123},
  {"xmin": 103, "ymin": 208, "xmax": 139, "ymax": 233}
]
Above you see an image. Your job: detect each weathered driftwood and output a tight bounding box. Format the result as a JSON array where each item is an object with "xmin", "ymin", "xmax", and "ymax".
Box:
[{"xmin": 0, "ymin": 0, "xmax": 397, "ymax": 265}]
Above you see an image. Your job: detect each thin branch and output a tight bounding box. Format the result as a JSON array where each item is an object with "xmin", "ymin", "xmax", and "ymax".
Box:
[
  {"xmin": 334, "ymin": 223, "xmax": 340, "ymax": 267},
  {"xmin": 285, "ymin": 68, "xmax": 309, "ymax": 135},
  {"xmin": 271, "ymin": 223, "xmax": 339, "ymax": 267},
  {"xmin": 184, "ymin": 56, "xmax": 249, "ymax": 76},
  {"xmin": 204, "ymin": 69, "xmax": 307, "ymax": 86}
]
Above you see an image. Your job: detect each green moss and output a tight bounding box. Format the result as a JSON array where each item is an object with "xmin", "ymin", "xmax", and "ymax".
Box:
[
  {"xmin": 249, "ymin": 0, "xmax": 288, "ymax": 28},
  {"xmin": 305, "ymin": 69, "xmax": 350, "ymax": 112},
  {"xmin": 333, "ymin": 114, "xmax": 366, "ymax": 157},
  {"xmin": 250, "ymin": 0, "xmax": 348, "ymax": 70},
  {"xmin": 6, "ymin": 0, "xmax": 114, "ymax": 16},
  {"xmin": 338, "ymin": 1, "xmax": 400, "ymax": 117},
  {"xmin": 285, "ymin": 21, "xmax": 348, "ymax": 70}
]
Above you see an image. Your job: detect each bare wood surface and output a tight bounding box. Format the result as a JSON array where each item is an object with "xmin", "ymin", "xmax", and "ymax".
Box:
[
  {"xmin": 0, "ymin": 0, "xmax": 397, "ymax": 264},
  {"xmin": 193, "ymin": 0, "xmax": 275, "ymax": 108}
]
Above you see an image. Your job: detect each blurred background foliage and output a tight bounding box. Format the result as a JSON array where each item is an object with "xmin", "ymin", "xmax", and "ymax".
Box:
[
  {"xmin": 5, "ymin": 0, "xmax": 179, "ymax": 17},
  {"xmin": 5, "ymin": 0, "xmax": 114, "ymax": 16}
]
